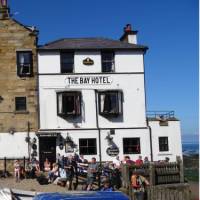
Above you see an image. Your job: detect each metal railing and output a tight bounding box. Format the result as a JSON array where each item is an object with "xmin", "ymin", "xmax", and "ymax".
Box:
[{"xmin": 146, "ymin": 111, "xmax": 175, "ymax": 120}]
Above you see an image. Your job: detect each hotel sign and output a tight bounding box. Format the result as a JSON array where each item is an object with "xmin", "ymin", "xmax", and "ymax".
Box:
[{"xmin": 65, "ymin": 76, "xmax": 112, "ymax": 86}]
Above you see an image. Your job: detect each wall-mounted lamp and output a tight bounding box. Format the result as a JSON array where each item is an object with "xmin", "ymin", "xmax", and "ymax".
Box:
[
  {"xmin": 9, "ymin": 127, "xmax": 15, "ymax": 135},
  {"xmin": 65, "ymin": 133, "xmax": 76, "ymax": 148}
]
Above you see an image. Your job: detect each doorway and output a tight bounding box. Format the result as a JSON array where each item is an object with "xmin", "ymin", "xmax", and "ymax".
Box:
[{"xmin": 39, "ymin": 137, "xmax": 56, "ymax": 170}]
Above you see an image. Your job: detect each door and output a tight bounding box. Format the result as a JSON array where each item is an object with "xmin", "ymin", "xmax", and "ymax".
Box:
[{"xmin": 39, "ymin": 137, "xmax": 56, "ymax": 170}]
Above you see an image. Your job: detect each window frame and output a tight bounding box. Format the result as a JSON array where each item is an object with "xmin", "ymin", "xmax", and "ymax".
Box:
[
  {"xmin": 101, "ymin": 51, "xmax": 115, "ymax": 73},
  {"xmin": 79, "ymin": 138, "xmax": 97, "ymax": 155},
  {"xmin": 98, "ymin": 90, "xmax": 123, "ymax": 117},
  {"xmin": 159, "ymin": 137, "xmax": 169, "ymax": 152},
  {"xmin": 16, "ymin": 51, "xmax": 33, "ymax": 77},
  {"xmin": 60, "ymin": 51, "xmax": 74, "ymax": 73},
  {"xmin": 15, "ymin": 96, "xmax": 27, "ymax": 111},
  {"xmin": 123, "ymin": 137, "xmax": 141, "ymax": 154},
  {"xmin": 57, "ymin": 91, "xmax": 81, "ymax": 117}
]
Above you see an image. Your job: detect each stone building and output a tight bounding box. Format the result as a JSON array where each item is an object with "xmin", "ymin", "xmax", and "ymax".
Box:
[{"xmin": 0, "ymin": 0, "xmax": 38, "ymax": 159}]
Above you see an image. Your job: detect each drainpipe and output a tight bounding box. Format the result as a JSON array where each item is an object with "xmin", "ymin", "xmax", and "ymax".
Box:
[
  {"xmin": 27, "ymin": 121, "xmax": 31, "ymax": 161},
  {"xmin": 94, "ymin": 90, "xmax": 102, "ymax": 164},
  {"xmin": 147, "ymin": 119, "xmax": 153, "ymax": 162}
]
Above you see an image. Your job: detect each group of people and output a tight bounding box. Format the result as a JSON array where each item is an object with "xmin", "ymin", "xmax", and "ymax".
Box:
[
  {"xmin": 14, "ymin": 158, "xmax": 40, "ymax": 182},
  {"xmin": 13, "ymin": 154, "xmax": 164, "ymax": 199}
]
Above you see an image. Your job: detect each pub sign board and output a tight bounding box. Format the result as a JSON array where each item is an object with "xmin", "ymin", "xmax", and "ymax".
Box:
[
  {"xmin": 106, "ymin": 147, "xmax": 119, "ymax": 157},
  {"xmin": 83, "ymin": 57, "xmax": 94, "ymax": 65}
]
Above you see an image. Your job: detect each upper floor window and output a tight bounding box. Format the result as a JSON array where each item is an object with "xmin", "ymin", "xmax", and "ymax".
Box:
[
  {"xmin": 159, "ymin": 137, "xmax": 169, "ymax": 152},
  {"xmin": 99, "ymin": 91, "xmax": 122, "ymax": 116},
  {"xmin": 60, "ymin": 52, "xmax": 74, "ymax": 73},
  {"xmin": 101, "ymin": 51, "xmax": 114, "ymax": 72},
  {"xmin": 123, "ymin": 138, "xmax": 141, "ymax": 154},
  {"xmin": 57, "ymin": 92, "xmax": 81, "ymax": 117},
  {"xmin": 16, "ymin": 51, "xmax": 33, "ymax": 77},
  {"xmin": 15, "ymin": 97, "xmax": 27, "ymax": 111}
]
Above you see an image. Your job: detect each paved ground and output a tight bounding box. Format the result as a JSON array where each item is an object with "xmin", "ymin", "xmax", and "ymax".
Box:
[{"xmin": 189, "ymin": 182, "xmax": 199, "ymax": 200}]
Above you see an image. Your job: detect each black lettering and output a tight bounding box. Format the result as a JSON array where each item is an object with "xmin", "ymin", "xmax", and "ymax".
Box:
[
  {"xmin": 98, "ymin": 76, "xmax": 103, "ymax": 84},
  {"xmin": 91, "ymin": 77, "xmax": 96, "ymax": 84},
  {"xmin": 74, "ymin": 77, "xmax": 78, "ymax": 84},
  {"xmin": 80, "ymin": 77, "xmax": 83, "ymax": 84},
  {"xmin": 107, "ymin": 77, "xmax": 111, "ymax": 84},
  {"xmin": 95, "ymin": 77, "xmax": 99, "ymax": 84}
]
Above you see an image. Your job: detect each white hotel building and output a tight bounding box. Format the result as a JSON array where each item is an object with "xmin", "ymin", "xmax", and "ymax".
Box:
[{"xmin": 37, "ymin": 25, "xmax": 182, "ymax": 164}]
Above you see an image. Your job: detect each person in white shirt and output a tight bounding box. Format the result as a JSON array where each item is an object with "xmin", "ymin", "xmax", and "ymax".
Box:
[{"xmin": 113, "ymin": 156, "xmax": 121, "ymax": 168}]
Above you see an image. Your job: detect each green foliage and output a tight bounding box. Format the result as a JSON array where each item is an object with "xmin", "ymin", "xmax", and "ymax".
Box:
[{"xmin": 184, "ymin": 169, "xmax": 199, "ymax": 182}]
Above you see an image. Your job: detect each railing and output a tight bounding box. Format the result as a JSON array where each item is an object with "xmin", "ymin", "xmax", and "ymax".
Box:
[
  {"xmin": 0, "ymin": 157, "xmax": 28, "ymax": 177},
  {"xmin": 146, "ymin": 111, "xmax": 175, "ymax": 120}
]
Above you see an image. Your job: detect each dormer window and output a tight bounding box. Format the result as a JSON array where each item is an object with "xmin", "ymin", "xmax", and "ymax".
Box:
[
  {"xmin": 57, "ymin": 92, "xmax": 81, "ymax": 117},
  {"xmin": 99, "ymin": 91, "xmax": 122, "ymax": 116},
  {"xmin": 60, "ymin": 52, "xmax": 74, "ymax": 73},
  {"xmin": 16, "ymin": 51, "xmax": 33, "ymax": 77},
  {"xmin": 101, "ymin": 51, "xmax": 114, "ymax": 72}
]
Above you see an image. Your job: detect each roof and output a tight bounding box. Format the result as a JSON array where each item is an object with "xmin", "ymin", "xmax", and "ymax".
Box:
[
  {"xmin": 11, "ymin": 18, "xmax": 39, "ymax": 35},
  {"xmin": 38, "ymin": 37, "xmax": 148, "ymax": 52}
]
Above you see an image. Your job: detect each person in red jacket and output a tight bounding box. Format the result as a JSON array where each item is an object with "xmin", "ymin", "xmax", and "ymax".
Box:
[{"xmin": 135, "ymin": 156, "xmax": 143, "ymax": 166}]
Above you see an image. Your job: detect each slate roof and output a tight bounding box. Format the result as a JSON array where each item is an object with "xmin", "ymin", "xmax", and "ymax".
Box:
[{"xmin": 38, "ymin": 37, "xmax": 148, "ymax": 51}]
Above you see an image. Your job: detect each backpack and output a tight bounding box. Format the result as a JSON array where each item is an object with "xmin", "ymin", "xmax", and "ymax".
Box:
[
  {"xmin": 37, "ymin": 174, "xmax": 49, "ymax": 185},
  {"xmin": 131, "ymin": 175, "xmax": 143, "ymax": 189}
]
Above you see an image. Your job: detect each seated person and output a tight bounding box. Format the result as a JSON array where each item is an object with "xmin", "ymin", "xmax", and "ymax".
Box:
[
  {"xmin": 48, "ymin": 163, "xmax": 59, "ymax": 183},
  {"xmin": 30, "ymin": 158, "xmax": 41, "ymax": 178},
  {"xmin": 101, "ymin": 179, "xmax": 114, "ymax": 191},
  {"xmin": 44, "ymin": 158, "xmax": 51, "ymax": 172},
  {"xmin": 25, "ymin": 160, "xmax": 33, "ymax": 178},
  {"xmin": 53, "ymin": 167, "xmax": 67, "ymax": 187}
]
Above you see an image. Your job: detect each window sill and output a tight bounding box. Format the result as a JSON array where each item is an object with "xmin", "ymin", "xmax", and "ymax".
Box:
[
  {"xmin": 158, "ymin": 153, "xmax": 172, "ymax": 156},
  {"xmin": 14, "ymin": 111, "xmax": 29, "ymax": 114},
  {"xmin": 100, "ymin": 113, "xmax": 121, "ymax": 117}
]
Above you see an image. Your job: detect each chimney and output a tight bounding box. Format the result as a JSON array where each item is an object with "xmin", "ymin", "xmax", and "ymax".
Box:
[
  {"xmin": 120, "ymin": 24, "xmax": 138, "ymax": 44},
  {"xmin": 0, "ymin": 0, "xmax": 10, "ymax": 19}
]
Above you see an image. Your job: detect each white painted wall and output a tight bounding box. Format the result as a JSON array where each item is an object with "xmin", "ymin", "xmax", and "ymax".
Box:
[
  {"xmin": 39, "ymin": 74, "xmax": 147, "ymax": 129},
  {"xmin": 38, "ymin": 52, "xmax": 60, "ymax": 74},
  {"xmin": 0, "ymin": 132, "xmax": 36, "ymax": 158},
  {"xmin": 49, "ymin": 128, "xmax": 150, "ymax": 162},
  {"xmin": 38, "ymin": 50, "xmax": 144, "ymax": 74},
  {"xmin": 74, "ymin": 51, "xmax": 101, "ymax": 73},
  {"xmin": 149, "ymin": 120, "xmax": 182, "ymax": 162},
  {"xmin": 115, "ymin": 51, "xmax": 144, "ymax": 72}
]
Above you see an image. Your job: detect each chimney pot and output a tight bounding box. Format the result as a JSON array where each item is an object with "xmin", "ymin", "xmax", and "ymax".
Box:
[
  {"xmin": 120, "ymin": 24, "xmax": 138, "ymax": 44},
  {"xmin": 125, "ymin": 24, "xmax": 132, "ymax": 32}
]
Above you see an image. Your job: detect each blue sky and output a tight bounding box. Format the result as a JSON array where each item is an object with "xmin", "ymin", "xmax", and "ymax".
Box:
[{"xmin": 9, "ymin": 0, "xmax": 198, "ymax": 139}]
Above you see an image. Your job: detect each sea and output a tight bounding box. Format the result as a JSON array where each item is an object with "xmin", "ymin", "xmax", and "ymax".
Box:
[{"xmin": 182, "ymin": 143, "xmax": 199, "ymax": 156}]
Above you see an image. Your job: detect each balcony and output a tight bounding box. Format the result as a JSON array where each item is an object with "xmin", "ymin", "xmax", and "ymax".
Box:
[{"xmin": 146, "ymin": 111, "xmax": 178, "ymax": 122}]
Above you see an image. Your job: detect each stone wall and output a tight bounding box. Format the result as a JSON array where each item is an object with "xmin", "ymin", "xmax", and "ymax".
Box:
[{"xmin": 0, "ymin": 18, "xmax": 38, "ymax": 132}]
